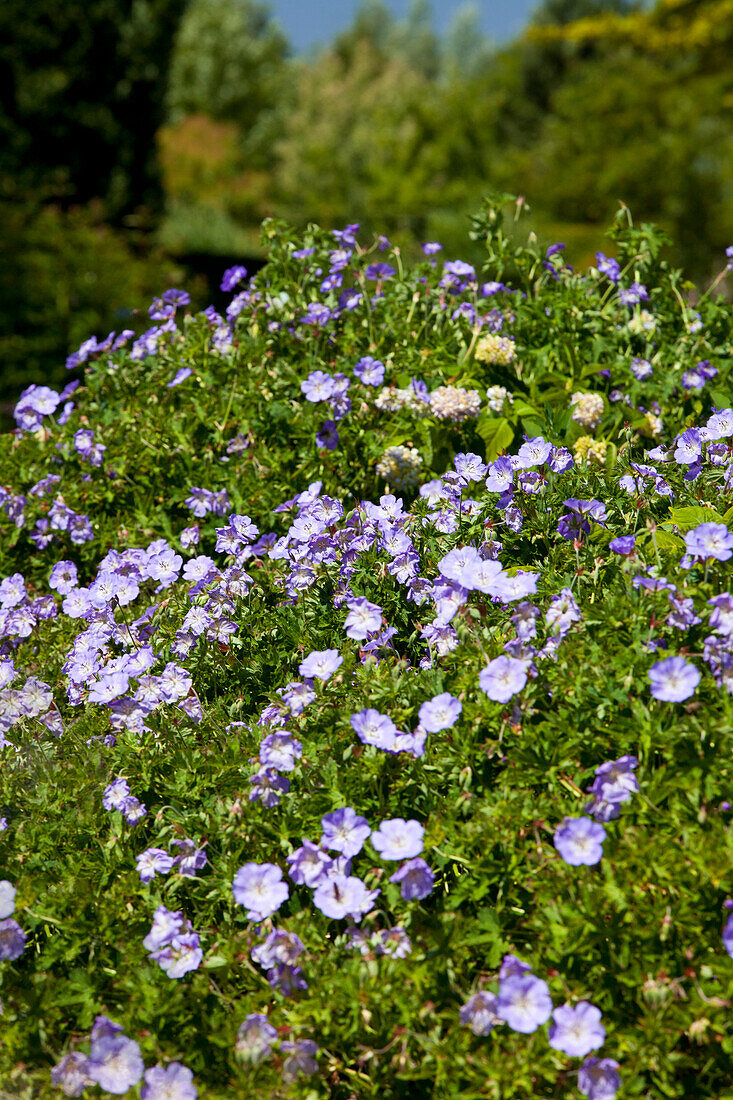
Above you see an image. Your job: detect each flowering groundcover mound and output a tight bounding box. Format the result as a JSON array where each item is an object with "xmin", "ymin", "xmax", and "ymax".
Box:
[{"xmin": 1, "ymin": 197, "xmax": 733, "ymax": 1099}]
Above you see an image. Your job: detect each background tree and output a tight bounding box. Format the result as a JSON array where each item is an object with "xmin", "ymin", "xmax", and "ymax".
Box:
[
  {"xmin": 0, "ymin": 0, "xmax": 187, "ymax": 219},
  {"xmin": 165, "ymin": 0, "xmax": 289, "ymax": 167}
]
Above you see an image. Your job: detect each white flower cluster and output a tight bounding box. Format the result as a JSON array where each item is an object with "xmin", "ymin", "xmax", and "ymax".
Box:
[
  {"xmin": 570, "ymin": 392, "xmax": 604, "ymax": 430},
  {"xmin": 475, "ymin": 334, "xmax": 516, "ymax": 366},
  {"xmin": 375, "ymin": 446, "xmax": 424, "ymax": 490},
  {"xmin": 627, "ymin": 310, "xmax": 657, "ymax": 335},
  {"xmin": 486, "ymin": 385, "xmax": 512, "ymax": 413},
  {"xmin": 374, "ymin": 387, "xmax": 427, "ymax": 415},
  {"xmin": 430, "ymin": 385, "xmax": 481, "ymax": 422}
]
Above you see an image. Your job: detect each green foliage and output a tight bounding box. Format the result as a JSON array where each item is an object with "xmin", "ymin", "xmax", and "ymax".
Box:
[
  {"xmin": 165, "ymin": 0, "xmax": 289, "ymax": 165},
  {"xmin": 0, "ymin": 0, "xmax": 187, "ymax": 216},
  {"xmin": 1, "ymin": 200, "xmax": 733, "ymax": 1097},
  {"xmin": 0, "ymin": 198, "xmax": 187, "ymax": 411}
]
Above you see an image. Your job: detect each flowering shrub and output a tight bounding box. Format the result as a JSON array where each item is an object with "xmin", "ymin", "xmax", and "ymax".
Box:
[{"xmin": 1, "ymin": 196, "xmax": 733, "ymax": 1098}]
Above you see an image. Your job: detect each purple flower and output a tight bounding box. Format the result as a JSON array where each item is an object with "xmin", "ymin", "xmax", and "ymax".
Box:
[
  {"xmin": 0, "ymin": 918, "xmax": 26, "ymax": 960},
  {"xmin": 287, "ymin": 840, "xmax": 332, "ymax": 887},
  {"xmin": 618, "ymin": 281, "xmax": 648, "ymax": 305},
  {"xmin": 103, "ymin": 778, "xmax": 130, "ymax": 811},
  {"xmin": 49, "ymin": 560, "xmax": 78, "ymax": 595},
  {"xmin": 268, "ymin": 963, "xmax": 307, "ymax": 994},
  {"xmin": 648, "ymin": 656, "xmax": 700, "ymax": 702},
  {"xmin": 350, "ymin": 708, "xmax": 398, "ymax": 751},
  {"xmin": 141, "ymin": 1063, "xmax": 197, "ymax": 1100},
  {"xmin": 249, "ymin": 768, "xmax": 290, "ymax": 808},
  {"xmin": 301, "ymin": 371, "xmax": 335, "ymax": 402},
  {"xmin": 497, "ymin": 973, "xmax": 553, "ymax": 1033},
  {"xmin": 51, "ymin": 1052, "xmax": 93, "ymax": 1097},
  {"xmin": 479, "ymin": 656, "xmax": 528, "ymax": 703},
  {"xmin": 684, "ymin": 523, "xmax": 733, "ymax": 562},
  {"xmin": 299, "ymin": 649, "xmax": 343, "ymax": 681},
  {"xmin": 313, "ymin": 873, "xmax": 379, "ymax": 921},
  {"xmin": 321, "ymin": 807, "xmax": 371, "ymax": 857},
  {"xmin": 354, "ymin": 356, "xmax": 385, "ymax": 386},
  {"xmin": 182, "ymin": 555, "xmax": 217, "ymax": 585},
  {"xmin": 236, "ymin": 1014, "xmax": 278, "ymax": 1064},
  {"xmin": 609, "ymin": 535, "xmax": 635, "ymax": 555},
  {"xmin": 260, "ymin": 732, "xmax": 302, "ymax": 772},
  {"xmin": 454, "ymin": 452, "xmax": 488, "ymax": 482},
  {"xmin": 545, "ymin": 587, "xmax": 581, "ymax": 634},
  {"xmin": 443, "ymin": 259, "xmax": 475, "ymax": 282},
  {"xmin": 171, "ymin": 838, "xmax": 208, "ymax": 877},
  {"xmin": 630, "ymin": 357, "xmax": 653, "ymax": 381},
  {"xmin": 333, "ymin": 223, "xmax": 359, "ymax": 246},
  {"xmin": 136, "ymin": 848, "xmax": 175, "ymax": 884},
  {"xmin": 500, "ymin": 954, "xmax": 533, "ymax": 980},
  {"xmin": 480, "ymin": 281, "xmax": 507, "ymax": 297},
  {"xmin": 151, "ymin": 932, "xmax": 203, "ymax": 979},
  {"xmin": 338, "ymin": 287, "xmax": 362, "ymax": 310},
  {"xmin": 587, "ymin": 756, "xmax": 639, "ymax": 819},
  {"xmin": 418, "ymin": 692, "xmax": 461, "ymax": 733},
  {"xmin": 344, "ymin": 597, "xmax": 382, "ymax": 640},
  {"xmin": 548, "ymin": 1001, "xmax": 605, "ymax": 1057},
  {"xmin": 389, "ymin": 857, "xmax": 435, "ymax": 900},
  {"xmin": 0, "ymin": 881, "xmax": 15, "ymax": 918},
  {"xmin": 723, "ymin": 913, "xmax": 733, "ymax": 958},
  {"xmin": 143, "ymin": 906, "xmax": 186, "ymax": 951},
  {"xmin": 486, "ymin": 457, "xmax": 514, "ymax": 493},
  {"xmin": 365, "ymin": 263, "xmax": 395, "ymax": 280},
  {"xmin": 459, "ymin": 991, "xmax": 502, "ymax": 1035},
  {"xmin": 281, "ymin": 1039, "xmax": 319, "ymax": 1082},
  {"xmin": 492, "ymin": 571, "xmax": 539, "ymax": 602},
  {"xmin": 516, "ymin": 436, "xmax": 553, "ymax": 469},
  {"xmin": 595, "ymin": 253, "xmax": 620, "ymax": 282},
  {"xmin": 221, "ymin": 265, "xmax": 248, "ymax": 292},
  {"xmin": 371, "ymin": 818, "xmax": 424, "ymax": 860},
  {"xmin": 578, "ymin": 1056, "xmax": 621, "ymax": 1099},
  {"xmin": 251, "ymin": 928, "xmax": 304, "ymax": 970},
  {"xmin": 554, "ymin": 816, "xmax": 606, "ymax": 866},
  {"xmin": 168, "ymin": 368, "xmax": 192, "ymax": 388},
  {"xmin": 438, "ymin": 545, "xmax": 483, "ymax": 588},
  {"xmin": 0, "ymin": 573, "xmax": 26, "ymax": 608},
  {"xmin": 87, "ymin": 1034, "xmax": 144, "ymax": 1095},
  {"xmin": 422, "ymin": 241, "xmax": 442, "ymax": 255},
  {"xmin": 316, "ymin": 420, "xmax": 339, "ymax": 450},
  {"xmin": 232, "ymin": 863, "xmax": 289, "ymax": 921},
  {"xmin": 280, "ymin": 680, "xmax": 316, "ymax": 715},
  {"xmin": 674, "ymin": 429, "xmax": 702, "ymax": 465}
]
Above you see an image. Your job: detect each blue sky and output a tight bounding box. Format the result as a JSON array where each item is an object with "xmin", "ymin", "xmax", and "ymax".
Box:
[{"xmin": 268, "ymin": 0, "xmax": 539, "ymax": 53}]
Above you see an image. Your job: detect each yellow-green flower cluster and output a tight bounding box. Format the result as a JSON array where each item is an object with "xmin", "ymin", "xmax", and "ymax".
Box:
[
  {"xmin": 573, "ymin": 436, "xmax": 609, "ymax": 466},
  {"xmin": 430, "ymin": 385, "xmax": 481, "ymax": 422},
  {"xmin": 570, "ymin": 391, "xmax": 604, "ymax": 430},
  {"xmin": 375, "ymin": 445, "xmax": 423, "ymax": 490},
  {"xmin": 475, "ymin": 334, "xmax": 516, "ymax": 366}
]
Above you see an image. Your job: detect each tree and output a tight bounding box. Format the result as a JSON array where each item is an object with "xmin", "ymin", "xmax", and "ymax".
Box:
[
  {"xmin": 530, "ymin": 0, "xmax": 641, "ymax": 24},
  {"xmin": 165, "ymin": 0, "xmax": 289, "ymax": 166},
  {"xmin": 442, "ymin": 4, "xmax": 495, "ymax": 81},
  {"xmin": 389, "ymin": 0, "xmax": 440, "ymax": 81},
  {"xmin": 0, "ymin": 0, "xmax": 188, "ymax": 218}
]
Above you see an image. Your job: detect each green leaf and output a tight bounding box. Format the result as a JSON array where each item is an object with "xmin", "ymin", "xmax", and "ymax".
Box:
[
  {"xmin": 475, "ymin": 414, "xmax": 514, "ymax": 460},
  {"xmin": 667, "ymin": 505, "xmax": 725, "ymax": 531}
]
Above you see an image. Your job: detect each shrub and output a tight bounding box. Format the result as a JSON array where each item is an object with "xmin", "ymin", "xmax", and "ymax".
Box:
[{"xmin": 0, "ymin": 197, "xmax": 732, "ymax": 1099}]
